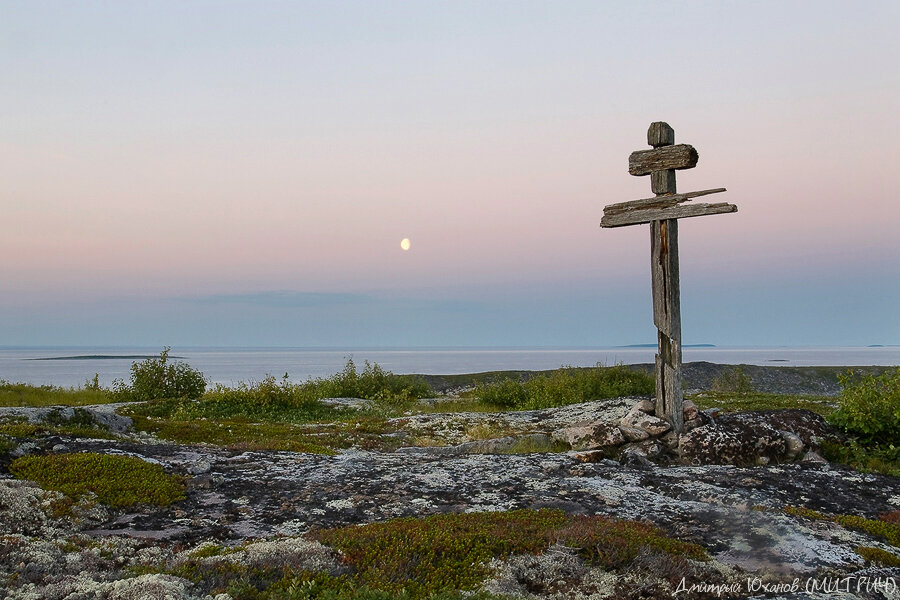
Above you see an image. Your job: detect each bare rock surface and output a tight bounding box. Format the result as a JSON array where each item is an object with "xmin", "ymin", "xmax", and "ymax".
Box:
[{"xmin": 4, "ymin": 394, "xmax": 900, "ymax": 598}]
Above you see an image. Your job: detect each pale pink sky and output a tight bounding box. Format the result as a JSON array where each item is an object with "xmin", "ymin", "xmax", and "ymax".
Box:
[{"xmin": 1, "ymin": 1, "xmax": 897, "ymax": 346}]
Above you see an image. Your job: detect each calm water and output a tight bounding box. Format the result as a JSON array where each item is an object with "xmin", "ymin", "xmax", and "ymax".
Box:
[{"xmin": 0, "ymin": 346, "xmax": 897, "ymax": 388}]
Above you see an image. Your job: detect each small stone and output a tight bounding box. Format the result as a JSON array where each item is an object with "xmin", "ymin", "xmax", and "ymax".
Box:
[
  {"xmin": 703, "ymin": 408, "xmax": 722, "ymax": 420},
  {"xmin": 632, "ymin": 399, "xmax": 656, "ymax": 415},
  {"xmin": 659, "ymin": 431, "xmax": 680, "ymax": 450},
  {"xmin": 573, "ymin": 450, "xmax": 609, "ymax": 463},
  {"xmin": 620, "ymin": 447, "xmax": 654, "ymax": 469},
  {"xmin": 780, "ymin": 431, "xmax": 805, "ymax": 459},
  {"xmin": 802, "ymin": 450, "xmax": 828, "ymax": 464},
  {"xmin": 682, "ymin": 399, "xmax": 699, "ymax": 421},
  {"xmin": 619, "ymin": 426, "xmax": 650, "ymax": 442},
  {"xmin": 620, "ymin": 412, "xmax": 671, "ymax": 437},
  {"xmin": 756, "ymin": 456, "xmax": 770, "ymax": 466},
  {"xmin": 52, "ymin": 444, "xmax": 68, "ymax": 452},
  {"xmin": 188, "ymin": 460, "xmax": 212, "ymax": 475}
]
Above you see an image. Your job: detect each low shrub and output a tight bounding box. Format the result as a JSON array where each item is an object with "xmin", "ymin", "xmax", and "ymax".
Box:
[
  {"xmin": 9, "ymin": 452, "xmax": 186, "ymax": 507},
  {"xmin": 116, "ymin": 347, "xmax": 207, "ymax": 402},
  {"xmin": 710, "ymin": 366, "xmax": 755, "ymax": 394},
  {"xmin": 313, "ymin": 508, "xmax": 705, "ymax": 597},
  {"xmin": 857, "ymin": 546, "xmax": 900, "ymax": 567},
  {"xmin": 473, "ymin": 365, "xmax": 653, "ymax": 410},
  {"xmin": 313, "ymin": 358, "xmax": 432, "ymax": 405},
  {"xmin": 828, "ymin": 368, "xmax": 900, "ymax": 445}
]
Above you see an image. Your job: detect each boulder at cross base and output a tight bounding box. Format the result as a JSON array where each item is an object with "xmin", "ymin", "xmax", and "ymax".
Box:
[
  {"xmin": 678, "ymin": 409, "xmax": 840, "ymax": 466},
  {"xmin": 678, "ymin": 411, "xmax": 787, "ymax": 466}
]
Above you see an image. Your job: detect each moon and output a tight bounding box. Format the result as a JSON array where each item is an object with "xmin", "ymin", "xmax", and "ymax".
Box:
[{"xmin": 400, "ymin": 238, "xmax": 411, "ymax": 251}]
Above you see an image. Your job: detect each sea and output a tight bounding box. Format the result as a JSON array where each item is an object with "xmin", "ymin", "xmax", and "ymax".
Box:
[{"xmin": 0, "ymin": 346, "xmax": 897, "ymax": 389}]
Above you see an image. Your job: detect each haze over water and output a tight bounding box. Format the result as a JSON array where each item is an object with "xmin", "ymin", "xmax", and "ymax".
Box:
[{"xmin": 1, "ymin": 346, "xmax": 897, "ymax": 389}]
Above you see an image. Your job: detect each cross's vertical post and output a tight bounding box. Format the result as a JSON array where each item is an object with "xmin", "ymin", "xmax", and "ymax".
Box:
[{"xmin": 648, "ymin": 122, "xmax": 683, "ymax": 433}]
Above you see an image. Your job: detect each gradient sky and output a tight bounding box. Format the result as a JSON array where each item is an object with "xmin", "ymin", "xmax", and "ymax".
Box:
[{"xmin": 2, "ymin": 1, "xmax": 898, "ymax": 347}]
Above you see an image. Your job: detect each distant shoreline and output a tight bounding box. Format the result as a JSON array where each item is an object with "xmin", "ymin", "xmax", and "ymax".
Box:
[{"xmin": 27, "ymin": 355, "xmax": 185, "ymax": 361}]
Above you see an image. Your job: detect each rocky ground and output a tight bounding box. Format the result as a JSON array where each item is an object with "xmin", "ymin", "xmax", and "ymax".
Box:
[{"xmin": 3, "ymin": 366, "xmax": 900, "ymax": 599}]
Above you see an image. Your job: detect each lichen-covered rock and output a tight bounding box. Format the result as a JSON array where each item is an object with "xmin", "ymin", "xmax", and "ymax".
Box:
[
  {"xmin": 620, "ymin": 412, "xmax": 671, "ymax": 437},
  {"xmin": 678, "ymin": 415, "xmax": 788, "ymax": 466},
  {"xmin": 619, "ymin": 425, "xmax": 650, "ymax": 442},
  {"xmin": 552, "ymin": 421, "xmax": 625, "ymax": 450},
  {"xmin": 780, "ymin": 430, "xmax": 806, "ymax": 459}
]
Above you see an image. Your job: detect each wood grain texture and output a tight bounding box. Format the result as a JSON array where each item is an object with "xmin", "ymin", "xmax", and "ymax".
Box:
[
  {"xmin": 651, "ymin": 219, "xmax": 683, "ymax": 433},
  {"xmin": 648, "ymin": 122, "xmax": 675, "ymax": 147},
  {"xmin": 600, "ymin": 201, "xmax": 736, "ymax": 228},
  {"xmin": 629, "ymin": 144, "xmax": 698, "ymax": 176},
  {"xmin": 603, "ymin": 188, "xmax": 727, "ymax": 216},
  {"xmin": 651, "ymin": 170, "xmax": 676, "ymax": 194}
]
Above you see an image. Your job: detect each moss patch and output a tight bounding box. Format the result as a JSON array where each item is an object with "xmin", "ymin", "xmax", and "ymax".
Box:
[
  {"xmin": 857, "ymin": 546, "xmax": 900, "ymax": 567},
  {"xmin": 314, "ymin": 509, "xmax": 706, "ymax": 597},
  {"xmin": 10, "ymin": 452, "xmax": 186, "ymax": 508}
]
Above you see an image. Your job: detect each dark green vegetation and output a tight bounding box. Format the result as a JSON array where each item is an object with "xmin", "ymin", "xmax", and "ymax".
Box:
[
  {"xmin": 9, "ymin": 452, "xmax": 186, "ymax": 508},
  {"xmin": 315, "ymin": 509, "xmax": 705, "ymax": 596},
  {"xmin": 146, "ymin": 509, "xmax": 706, "ymax": 599},
  {"xmin": 114, "ymin": 346, "xmax": 207, "ymax": 402},
  {"xmin": 828, "ymin": 368, "xmax": 900, "ymax": 444},
  {"xmin": 472, "ymin": 365, "xmax": 654, "ymax": 410}
]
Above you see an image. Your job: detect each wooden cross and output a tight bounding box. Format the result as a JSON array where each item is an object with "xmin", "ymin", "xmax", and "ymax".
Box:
[{"xmin": 601, "ymin": 122, "xmax": 737, "ymax": 433}]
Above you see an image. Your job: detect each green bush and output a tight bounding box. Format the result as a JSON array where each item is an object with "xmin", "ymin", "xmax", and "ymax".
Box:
[
  {"xmin": 710, "ymin": 366, "xmax": 755, "ymax": 394},
  {"xmin": 314, "ymin": 358, "xmax": 431, "ymax": 404},
  {"xmin": 117, "ymin": 347, "xmax": 206, "ymax": 401},
  {"xmin": 10, "ymin": 452, "xmax": 186, "ymax": 507},
  {"xmin": 474, "ymin": 365, "xmax": 653, "ymax": 410},
  {"xmin": 828, "ymin": 368, "xmax": 900, "ymax": 444}
]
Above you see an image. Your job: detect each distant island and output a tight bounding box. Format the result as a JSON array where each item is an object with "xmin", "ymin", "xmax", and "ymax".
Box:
[
  {"xmin": 619, "ymin": 344, "xmax": 716, "ymax": 348},
  {"xmin": 27, "ymin": 355, "xmax": 185, "ymax": 361}
]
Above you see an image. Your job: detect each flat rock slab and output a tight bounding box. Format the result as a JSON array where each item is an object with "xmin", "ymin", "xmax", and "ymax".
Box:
[{"xmin": 48, "ymin": 438, "xmax": 900, "ymax": 577}]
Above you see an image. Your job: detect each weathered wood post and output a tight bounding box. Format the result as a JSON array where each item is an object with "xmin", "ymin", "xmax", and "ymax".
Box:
[{"xmin": 601, "ymin": 122, "xmax": 737, "ymax": 433}]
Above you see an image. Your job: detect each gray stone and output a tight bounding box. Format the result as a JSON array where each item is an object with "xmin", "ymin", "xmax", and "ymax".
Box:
[
  {"xmin": 188, "ymin": 459, "xmax": 212, "ymax": 475},
  {"xmin": 780, "ymin": 430, "xmax": 806, "ymax": 459},
  {"xmin": 631, "ymin": 398, "xmax": 656, "ymax": 415},
  {"xmin": 620, "ymin": 412, "xmax": 671, "ymax": 437},
  {"xmin": 802, "ymin": 450, "xmax": 828, "ymax": 464},
  {"xmin": 552, "ymin": 421, "xmax": 626, "ymax": 451},
  {"xmin": 618, "ymin": 425, "xmax": 650, "ymax": 442},
  {"xmin": 682, "ymin": 399, "xmax": 699, "ymax": 421}
]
